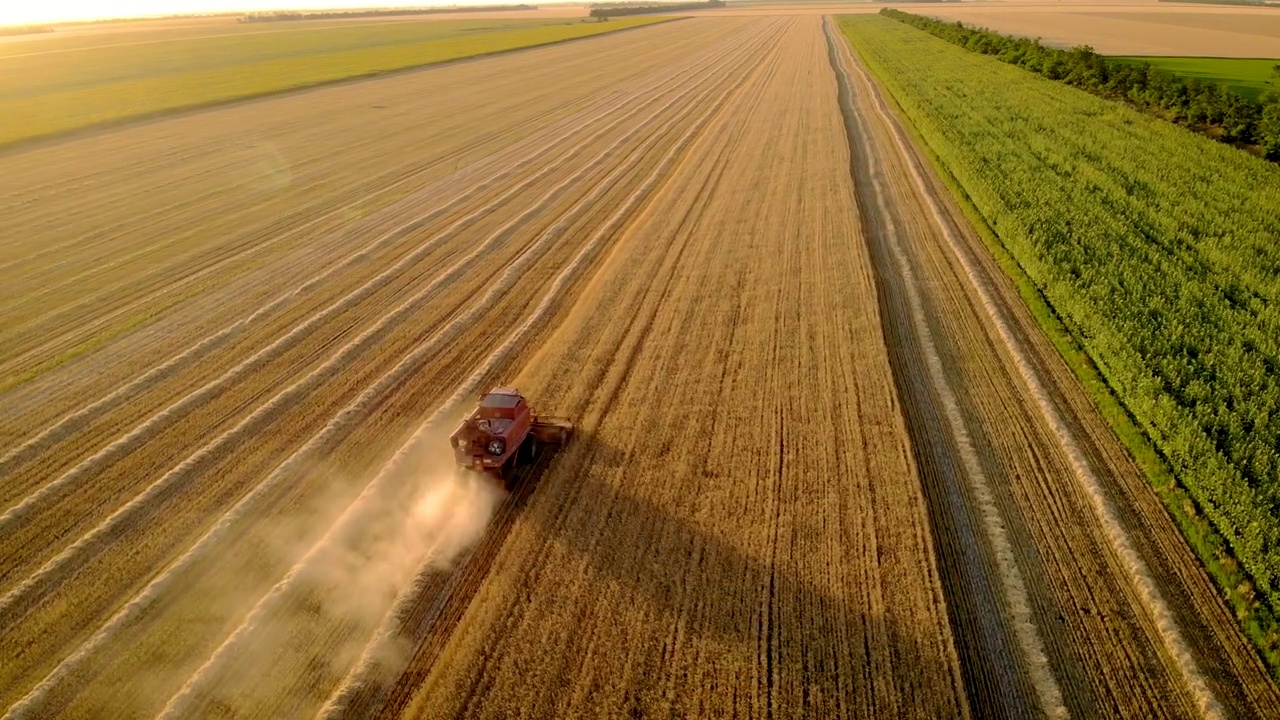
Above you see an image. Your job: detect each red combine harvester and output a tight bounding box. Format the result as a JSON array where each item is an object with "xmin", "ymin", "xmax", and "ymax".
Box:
[{"xmin": 450, "ymin": 387, "xmax": 573, "ymax": 485}]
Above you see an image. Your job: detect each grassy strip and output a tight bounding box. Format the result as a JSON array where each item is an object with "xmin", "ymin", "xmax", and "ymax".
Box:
[
  {"xmin": 838, "ymin": 14, "xmax": 1280, "ymax": 677},
  {"xmin": 1113, "ymin": 56, "xmax": 1280, "ymax": 102},
  {"xmin": 0, "ymin": 17, "xmax": 671, "ymax": 150}
]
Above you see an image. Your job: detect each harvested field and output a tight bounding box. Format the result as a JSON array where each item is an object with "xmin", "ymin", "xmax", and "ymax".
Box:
[
  {"xmin": 921, "ymin": 1, "xmax": 1280, "ymax": 57},
  {"xmin": 1, "ymin": 10, "xmax": 1278, "ymax": 720}
]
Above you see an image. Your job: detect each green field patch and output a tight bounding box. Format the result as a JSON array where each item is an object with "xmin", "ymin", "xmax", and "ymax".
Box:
[
  {"xmin": 839, "ymin": 12, "xmax": 1280, "ymax": 676},
  {"xmin": 1115, "ymin": 56, "xmax": 1280, "ymax": 100},
  {"xmin": 0, "ymin": 16, "xmax": 669, "ymax": 149},
  {"xmin": 1159, "ymin": 0, "xmax": 1280, "ymax": 7}
]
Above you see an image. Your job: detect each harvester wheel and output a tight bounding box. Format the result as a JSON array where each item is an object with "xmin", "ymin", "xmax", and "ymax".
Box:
[
  {"xmin": 501, "ymin": 453, "xmax": 517, "ymax": 489},
  {"xmin": 520, "ymin": 435, "xmax": 537, "ymax": 463}
]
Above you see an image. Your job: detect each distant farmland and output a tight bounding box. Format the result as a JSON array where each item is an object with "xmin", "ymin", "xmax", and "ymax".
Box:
[
  {"xmin": 0, "ymin": 15, "xmax": 669, "ymax": 148},
  {"xmin": 919, "ymin": 5, "xmax": 1280, "ymax": 58}
]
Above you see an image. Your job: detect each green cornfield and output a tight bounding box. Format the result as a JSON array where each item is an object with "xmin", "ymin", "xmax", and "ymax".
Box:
[{"xmin": 838, "ymin": 14, "xmax": 1280, "ymax": 612}]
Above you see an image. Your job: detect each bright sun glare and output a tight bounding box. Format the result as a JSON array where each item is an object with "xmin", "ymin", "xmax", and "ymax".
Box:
[{"xmin": 0, "ymin": 1, "xmax": 491, "ymax": 27}]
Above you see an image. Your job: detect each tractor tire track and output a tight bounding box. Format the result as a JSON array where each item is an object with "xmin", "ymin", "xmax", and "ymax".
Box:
[
  {"xmin": 397, "ymin": 18, "xmax": 966, "ymax": 720},
  {"xmin": 826, "ymin": 20, "xmax": 1066, "ymax": 718},
  {"xmin": 831, "ymin": 15, "xmax": 1280, "ymax": 720}
]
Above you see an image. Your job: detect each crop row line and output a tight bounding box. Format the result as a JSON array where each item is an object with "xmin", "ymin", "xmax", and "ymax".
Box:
[
  {"xmin": 824, "ymin": 18, "xmax": 1066, "ymax": 719},
  {"xmin": 0, "ymin": 21, "xmax": 733, "ymax": 513},
  {"xmin": 0, "ymin": 27, "xmax": 697, "ymax": 389}
]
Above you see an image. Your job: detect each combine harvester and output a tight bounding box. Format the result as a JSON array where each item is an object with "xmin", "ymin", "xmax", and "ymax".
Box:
[{"xmin": 450, "ymin": 387, "xmax": 573, "ymax": 486}]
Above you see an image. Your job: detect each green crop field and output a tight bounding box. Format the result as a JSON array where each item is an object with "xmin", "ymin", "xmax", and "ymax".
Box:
[
  {"xmin": 839, "ymin": 13, "xmax": 1280, "ymax": 666},
  {"xmin": 1114, "ymin": 56, "xmax": 1280, "ymax": 100},
  {"xmin": 0, "ymin": 16, "xmax": 669, "ymax": 148}
]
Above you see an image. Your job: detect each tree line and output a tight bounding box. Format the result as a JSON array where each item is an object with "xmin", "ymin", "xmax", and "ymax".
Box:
[
  {"xmin": 589, "ymin": 0, "xmax": 724, "ymax": 18},
  {"xmin": 881, "ymin": 8, "xmax": 1280, "ymax": 160},
  {"xmin": 0, "ymin": 25, "xmax": 53, "ymax": 36}
]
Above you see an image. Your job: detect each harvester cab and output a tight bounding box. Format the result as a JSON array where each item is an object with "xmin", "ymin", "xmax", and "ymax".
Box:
[{"xmin": 450, "ymin": 387, "xmax": 572, "ymax": 486}]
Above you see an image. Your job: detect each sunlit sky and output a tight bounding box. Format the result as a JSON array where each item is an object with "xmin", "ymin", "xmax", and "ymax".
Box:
[{"xmin": 1, "ymin": 1, "xmax": 514, "ymax": 27}]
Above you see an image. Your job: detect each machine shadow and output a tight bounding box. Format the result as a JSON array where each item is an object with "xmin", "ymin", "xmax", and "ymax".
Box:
[
  {"xmin": 368, "ymin": 437, "xmax": 584, "ymax": 714},
  {"xmin": 377, "ymin": 433, "xmax": 959, "ymax": 717},
  {"xmin": 504, "ymin": 433, "xmax": 962, "ymax": 718}
]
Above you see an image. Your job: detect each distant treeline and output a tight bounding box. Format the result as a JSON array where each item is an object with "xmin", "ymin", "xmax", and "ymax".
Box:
[
  {"xmin": 881, "ymin": 9, "xmax": 1280, "ymax": 159},
  {"xmin": 73, "ymin": 13, "xmax": 244, "ymax": 25},
  {"xmin": 0, "ymin": 25, "xmax": 54, "ymax": 36},
  {"xmin": 589, "ymin": 0, "xmax": 723, "ymax": 18},
  {"xmin": 240, "ymin": 5, "xmax": 537, "ymax": 22}
]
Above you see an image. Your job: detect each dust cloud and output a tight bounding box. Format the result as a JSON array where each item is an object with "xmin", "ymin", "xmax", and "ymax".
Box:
[
  {"xmin": 191, "ymin": 451, "xmax": 507, "ymax": 716},
  {"xmin": 306, "ymin": 454, "xmax": 507, "ymax": 633}
]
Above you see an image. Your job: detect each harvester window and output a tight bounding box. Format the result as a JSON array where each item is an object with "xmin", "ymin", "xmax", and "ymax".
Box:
[{"xmin": 480, "ymin": 394, "xmax": 520, "ymax": 408}]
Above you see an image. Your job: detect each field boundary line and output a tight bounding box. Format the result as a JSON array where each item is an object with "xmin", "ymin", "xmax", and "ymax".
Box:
[
  {"xmin": 831, "ymin": 17, "xmax": 1224, "ymax": 719},
  {"xmin": 842, "ymin": 14, "xmax": 1280, "ymax": 687}
]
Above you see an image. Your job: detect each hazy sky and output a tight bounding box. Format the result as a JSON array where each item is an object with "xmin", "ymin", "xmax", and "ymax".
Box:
[{"xmin": 1, "ymin": 1, "xmax": 506, "ymax": 26}]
